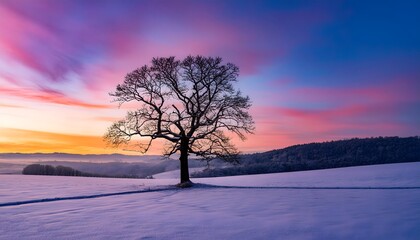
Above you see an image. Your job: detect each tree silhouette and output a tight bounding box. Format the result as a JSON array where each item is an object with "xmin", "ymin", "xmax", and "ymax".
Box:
[{"xmin": 105, "ymin": 55, "xmax": 254, "ymax": 186}]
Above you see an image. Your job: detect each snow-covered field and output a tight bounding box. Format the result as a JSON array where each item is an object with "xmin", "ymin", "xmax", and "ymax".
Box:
[{"xmin": 1, "ymin": 162, "xmax": 419, "ymax": 239}]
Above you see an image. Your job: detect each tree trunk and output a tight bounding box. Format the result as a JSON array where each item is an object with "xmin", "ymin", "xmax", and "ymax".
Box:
[{"xmin": 179, "ymin": 137, "xmax": 191, "ymax": 186}]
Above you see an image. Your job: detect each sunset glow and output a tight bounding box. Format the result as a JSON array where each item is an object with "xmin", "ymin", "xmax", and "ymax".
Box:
[{"xmin": 0, "ymin": 0, "xmax": 419, "ymax": 154}]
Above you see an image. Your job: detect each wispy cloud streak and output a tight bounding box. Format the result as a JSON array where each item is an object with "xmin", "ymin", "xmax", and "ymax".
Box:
[{"xmin": 0, "ymin": 87, "xmax": 110, "ymax": 109}]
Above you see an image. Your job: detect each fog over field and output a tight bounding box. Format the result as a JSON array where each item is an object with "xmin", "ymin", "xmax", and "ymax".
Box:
[{"xmin": 0, "ymin": 153, "xmax": 209, "ymax": 177}]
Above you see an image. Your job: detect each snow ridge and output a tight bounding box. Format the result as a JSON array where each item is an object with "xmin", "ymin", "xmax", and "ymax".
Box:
[
  {"xmin": 0, "ymin": 186, "xmax": 177, "ymax": 207},
  {"xmin": 2, "ymin": 183, "xmax": 418, "ymax": 208},
  {"xmin": 194, "ymin": 183, "xmax": 420, "ymax": 190}
]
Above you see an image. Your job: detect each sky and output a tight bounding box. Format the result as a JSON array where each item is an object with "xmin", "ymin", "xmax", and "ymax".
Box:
[{"xmin": 0, "ymin": 0, "xmax": 419, "ymax": 154}]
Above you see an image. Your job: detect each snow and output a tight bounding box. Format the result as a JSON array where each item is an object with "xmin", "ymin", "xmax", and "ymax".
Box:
[
  {"xmin": 153, "ymin": 167, "xmax": 204, "ymax": 179},
  {"xmin": 1, "ymin": 162, "xmax": 419, "ymax": 239},
  {"xmin": 193, "ymin": 162, "xmax": 420, "ymax": 188},
  {"xmin": 0, "ymin": 175, "xmax": 177, "ymax": 203}
]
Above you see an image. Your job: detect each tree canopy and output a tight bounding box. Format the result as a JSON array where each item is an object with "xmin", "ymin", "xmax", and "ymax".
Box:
[{"xmin": 105, "ymin": 55, "xmax": 254, "ymax": 185}]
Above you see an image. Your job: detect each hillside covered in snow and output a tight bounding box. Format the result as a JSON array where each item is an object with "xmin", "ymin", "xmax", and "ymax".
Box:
[{"xmin": 1, "ymin": 162, "xmax": 419, "ymax": 239}]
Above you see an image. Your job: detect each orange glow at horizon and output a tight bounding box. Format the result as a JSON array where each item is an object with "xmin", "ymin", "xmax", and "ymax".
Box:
[
  {"xmin": 0, "ymin": 127, "xmax": 295, "ymax": 155},
  {"xmin": 0, "ymin": 128, "xmax": 161, "ymax": 155}
]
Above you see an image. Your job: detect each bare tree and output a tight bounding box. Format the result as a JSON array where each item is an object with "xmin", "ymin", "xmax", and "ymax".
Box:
[{"xmin": 105, "ymin": 55, "xmax": 254, "ymax": 187}]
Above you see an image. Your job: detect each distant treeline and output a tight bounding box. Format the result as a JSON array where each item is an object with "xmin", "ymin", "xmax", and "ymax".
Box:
[
  {"xmin": 22, "ymin": 164, "xmax": 137, "ymax": 178},
  {"xmin": 193, "ymin": 136, "xmax": 420, "ymax": 178}
]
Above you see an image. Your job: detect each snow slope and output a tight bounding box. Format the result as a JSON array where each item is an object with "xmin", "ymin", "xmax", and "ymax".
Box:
[
  {"xmin": 153, "ymin": 167, "xmax": 205, "ymax": 179},
  {"xmin": 0, "ymin": 162, "xmax": 419, "ymax": 239}
]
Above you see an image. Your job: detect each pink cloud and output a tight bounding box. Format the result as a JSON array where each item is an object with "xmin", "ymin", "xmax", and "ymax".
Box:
[
  {"xmin": 250, "ymin": 101, "xmax": 409, "ymax": 149},
  {"xmin": 0, "ymin": 4, "xmax": 82, "ymax": 82},
  {"xmin": 236, "ymin": 75, "xmax": 419, "ymax": 149},
  {"xmin": 292, "ymin": 78, "xmax": 419, "ymax": 105},
  {"xmin": 0, "ymin": 87, "xmax": 110, "ymax": 109},
  {"xmin": 233, "ymin": 100, "xmax": 409, "ymax": 151}
]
